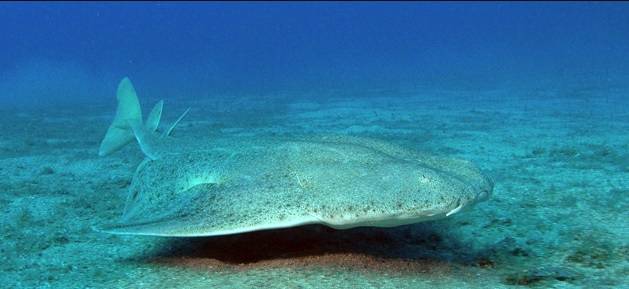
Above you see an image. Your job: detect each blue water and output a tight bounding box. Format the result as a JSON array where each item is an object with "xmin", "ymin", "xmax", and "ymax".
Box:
[
  {"xmin": 1, "ymin": 2, "xmax": 629, "ymax": 105},
  {"xmin": 1, "ymin": 3, "xmax": 628, "ymax": 288}
]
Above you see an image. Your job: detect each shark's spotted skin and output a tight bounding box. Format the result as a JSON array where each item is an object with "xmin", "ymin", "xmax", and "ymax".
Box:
[
  {"xmin": 98, "ymin": 134, "xmax": 492, "ymax": 237},
  {"xmin": 95, "ymin": 78, "xmax": 493, "ymax": 237}
]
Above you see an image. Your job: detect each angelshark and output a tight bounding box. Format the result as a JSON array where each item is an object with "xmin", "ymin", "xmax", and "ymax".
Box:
[{"xmin": 95, "ymin": 77, "xmax": 492, "ymax": 237}]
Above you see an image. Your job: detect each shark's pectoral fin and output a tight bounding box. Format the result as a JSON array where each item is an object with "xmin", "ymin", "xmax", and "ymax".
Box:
[{"xmin": 94, "ymin": 183, "xmax": 221, "ymax": 236}]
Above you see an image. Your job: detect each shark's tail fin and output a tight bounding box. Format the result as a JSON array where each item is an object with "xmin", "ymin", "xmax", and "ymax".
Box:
[{"xmin": 98, "ymin": 77, "xmax": 187, "ymax": 160}]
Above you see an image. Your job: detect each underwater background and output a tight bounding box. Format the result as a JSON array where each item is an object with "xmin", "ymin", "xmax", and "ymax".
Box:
[{"xmin": 0, "ymin": 2, "xmax": 627, "ymax": 288}]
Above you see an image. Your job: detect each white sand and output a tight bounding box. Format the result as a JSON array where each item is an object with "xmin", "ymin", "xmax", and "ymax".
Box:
[{"xmin": 1, "ymin": 86, "xmax": 627, "ymax": 288}]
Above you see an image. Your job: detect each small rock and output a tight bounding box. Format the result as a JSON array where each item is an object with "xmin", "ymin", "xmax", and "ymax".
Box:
[
  {"xmin": 495, "ymin": 236, "xmax": 517, "ymax": 249},
  {"xmin": 510, "ymin": 247, "xmax": 529, "ymax": 257},
  {"xmin": 53, "ymin": 235, "xmax": 70, "ymax": 245},
  {"xmin": 531, "ymin": 147, "xmax": 545, "ymax": 156},
  {"xmin": 484, "ymin": 217, "xmax": 512, "ymax": 228},
  {"xmin": 39, "ymin": 167, "xmax": 55, "ymax": 175},
  {"xmin": 532, "ymin": 266, "xmax": 579, "ymax": 282},
  {"xmin": 503, "ymin": 266, "xmax": 579, "ymax": 285},
  {"xmin": 476, "ymin": 257, "xmax": 495, "ymax": 268},
  {"xmin": 504, "ymin": 271, "xmax": 543, "ymax": 285}
]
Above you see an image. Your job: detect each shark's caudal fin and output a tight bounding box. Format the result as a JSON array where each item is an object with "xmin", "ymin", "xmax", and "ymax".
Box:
[{"xmin": 98, "ymin": 77, "xmax": 189, "ymax": 160}]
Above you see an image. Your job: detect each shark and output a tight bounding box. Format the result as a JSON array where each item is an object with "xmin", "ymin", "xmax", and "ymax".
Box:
[{"xmin": 94, "ymin": 77, "xmax": 493, "ymax": 237}]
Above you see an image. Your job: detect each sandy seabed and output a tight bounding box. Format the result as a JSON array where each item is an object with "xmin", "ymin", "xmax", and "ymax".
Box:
[{"xmin": 1, "ymin": 85, "xmax": 627, "ymax": 288}]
